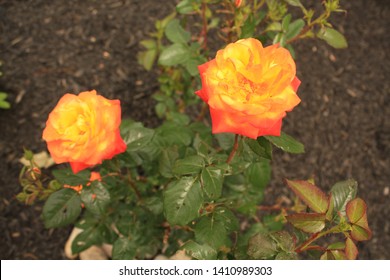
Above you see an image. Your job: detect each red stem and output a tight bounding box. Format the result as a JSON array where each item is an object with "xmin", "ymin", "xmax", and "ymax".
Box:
[{"xmin": 226, "ymin": 134, "xmax": 240, "ymax": 164}]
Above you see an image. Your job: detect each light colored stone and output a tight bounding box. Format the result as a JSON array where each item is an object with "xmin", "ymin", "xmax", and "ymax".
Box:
[
  {"xmin": 19, "ymin": 151, "xmax": 55, "ymax": 169},
  {"xmin": 102, "ymin": 243, "xmax": 113, "ymax": 258},
  {"xmin": 169, "ymin": 250, "xmax": 191, "ymax": 260},
  {"xmin": 80, "ymin": 246, "xmax": 108, "ymax": 260},
  {"xmin": 154, "ymin": 254, "xmax": 169, "ymax": 260}
]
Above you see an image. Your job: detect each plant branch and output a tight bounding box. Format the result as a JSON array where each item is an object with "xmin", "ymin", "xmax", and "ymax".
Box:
[
  {"xmin": 295, "ymin": 224, "xmax": 346, "ymax": 253},
  {"xmin": 226, "ymin": 134, "xmax": 240, "ymax": 164},
  {"xmin": 127, "ymin": 173, "xmax": 143, "ymax": 202}
]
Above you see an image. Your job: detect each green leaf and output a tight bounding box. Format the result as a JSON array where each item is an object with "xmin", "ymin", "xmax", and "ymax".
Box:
[
  {"xmin": 71, "ymin": 225, "xmax": 102, "ymax": 254},
  {"xmin": 137, "ymin": 49, "xmax": 157, "ymax": 71},
  {"xmin": 327, "ymin": 242, "xmax": 345, "ymax": 250},
  {"xmin": 241, "ymin": 14, "xmax": 256, "ymax": 39},
  {"xmin": 144, "ymin": 196, "xmax": 164, "ymax": 215},
  {"xmin": 0, "ymin": 100, "xmax": 11, "ymax": 109},
  {"xmin": 181, "ymin": 241, "xmax": 217, "ymax": 260},
  {"xmin": 346, "ymin": 198, "xmax": 366, "ymax": 224},
  {"xmin": 285, "ymin": 0, "xmax": 303, "ymax": 7},
  {"xmin": 224, "ymin": 167, "xmax": 270, "ymax": 215},
  {"xmin": 265, "ymin": 132, "xmax": 304, "ymax": 154},
  {"xmin": 346, "ymin": 198, "xmax": 372, "ymax": 241},
  {"xmin": 201, "ymin": 167, "xmax": 223, "ymax": 199},
  {"xmin": 215, "ymin": 133, "xmax": 235, "ymax": 151},
  {"xmin": 214, "ymin": 207, "xmax": 239, "ymax": 232},
  {"xmin": 157, "ymin": 122, "xmax": 193, "ymax": 146},
  {"xmin": 330, "ymin": 179, "xmax": 358, "ymax": 218},
  {"xmin": 246, "ymin": 160, "xmax": 271, "ymax": 190},
  {"xmin": 286, "ymin": 179, "xmax": 329, "ymax": 213},
  {"xmin": 266, "ymin": 22, "xmax": 282, "ymax": 32},
  {"xmin": 156, "ymin": 12, "xmax": 176, "ymax": 31},
  {"xmin": 0, "ymin": 92, "xmax": 10, "ymax": 108},
  {"xmin": 42, "ymin": 188, "xmax": 82, "ymax": 228},
  {"xmin": 323, "ymin": 250, "xmax": 347, "ymax": 260},
  {"xmin": 112, "ymin": 237, "xmax": 136, "ymax": 260},
  {"xmin": 286, "ymin": 19, "xmax": 305, "ymax": 40},
  {"xmin": 245, "ymin": 137, "xmax": 272, "ymax": 160},
  {"xmin": 194, "ymin": 215, "xmax": 230, "ymax": 249},
  {"xmin": 286, "ymin": 213, "xmax": 326, "ymax": 233},
  {"xmin": 263, "ymin": 215, "xmax": 284, "ymax": 231},
  {"xmin": 183, "ymin": 58, "xmax": 202, "ymax": 76},
  {"xmin": 282, "ymin": 14, "xmax": 292, "ymax": 30},
  {"xmin": 275, "ymin": 252, "xmax": 297, "ymax": 260},
  {"xmin": 164, "ymin": 177, "xmax": 203, "ymax": 225},
  {"xmin": 120, "ymin": 120, "xmax": 154, "ymax": 151},
  {"xmin": 326, "ymin": 193, "xmax": 334, "ymax": 221},
  {"xmin": 270, "ymin": 231, "xmax": 296, "ymax": 254},
  {"xmin": 159, "ymin": 147, "xmax": 180, "ymax": 178},
  {"xmin": 345, "ymin": 238, "xmax": 358, "ymax": 260},
  {"xmin": 158, "ymin": 43, "xmax": 190, "ymax": 66},
  {"xmin": 176, "ymin": 0, "xmax": 195, "ymax": 14},
  {"xmin": 140, "ymin": 39, "xmax": 156, "ymax": 49},
  {"xmin": 165, "ymin": 19, "xmax": 191, "ymax": 44},
  {"xmin": 234, "ymin": 223, "xmax": 268, "ymax": 259},
  {"xmin": 247, "ymin": 233, "xmax": 277, "ymax": 260},
  {"xmin": 317, "ymin": 27, "xmax": 348, "ymax": 49},
  {"xmin": 52, "ymin": 168, "xmax": 91, "ymax": 186},
  {"xmin": 172, "ymin": 155, "xmax": 205, "ymax": 175},
  {"xmin": 350, "ymin": 224, "xmax": 372, "ymax": 241},
  {"xmin": 80, "ymin": 181, "xmax": 110, "ymax": 215}
]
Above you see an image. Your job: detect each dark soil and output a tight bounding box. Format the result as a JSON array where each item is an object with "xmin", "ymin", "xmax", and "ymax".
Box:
[{"xmin": 0, "ymin": 0, "xmax": 389, "ymax": 259}]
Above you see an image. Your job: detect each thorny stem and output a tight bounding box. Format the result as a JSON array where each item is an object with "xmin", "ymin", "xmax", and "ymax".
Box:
[
  {"xmin": 127, "ymin": 173, "xmax": 143, "ymax": 202},
  {"xmin": 295, "ymin": 224, "xmax": 346, "ymax": 253},
  {"xmin": 226, "ymin": 134, "xmax": 240, "ymax": 164}
]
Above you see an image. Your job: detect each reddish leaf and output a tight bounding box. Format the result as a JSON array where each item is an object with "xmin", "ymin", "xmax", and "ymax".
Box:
[
  {"xmin": 331, "ymin": 250, "xmax": 347, "ymax": 260},
  {"xmin": 346, "ymin": 198, "xmax": 372, "ymax": 241},
  {"xmin": 351, "ymin": 224, "xmax": 372, "ymax": 241},
  {"xmin": 321, "ymin": 250, "xmax": 347, "ymax": 260},
  {"xmin": 286, "ymin": 213, "xmax": 326, "ymax": 233},
  {"xmin": 327, "ymin": 242, "xmax": 345, "ymax": 250},
  {"xmin": 326, "ymin": 193, "xmax": 334, "ymax": 221},
  {"xmin": 286, "ymin": 180, "xmax": 329, "ymax": 213},
  {"xmin": 320, "ymin": 251, "xmax": 332, "ymax": 260},
  {"xmin": 346, "ymin": 198, "xmax": 366, "ymax": 223},
  {"xmin": 345, "ymin": 238, "xmax": 358, "ymax": 260}
]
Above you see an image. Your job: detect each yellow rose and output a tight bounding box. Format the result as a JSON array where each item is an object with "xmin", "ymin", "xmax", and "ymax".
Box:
[
  {"xmin": 196, "ymin": 38, "xmax": 301, "ymax": 139},
  {"xmin": 42, "ymin": 90, "xmax": 126, "ymax": 173}
]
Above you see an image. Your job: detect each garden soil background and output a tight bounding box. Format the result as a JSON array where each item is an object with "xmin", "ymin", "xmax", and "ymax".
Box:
[{"xmin": 0, "ymin": 0, "xmax": 389, "ymax": 259}]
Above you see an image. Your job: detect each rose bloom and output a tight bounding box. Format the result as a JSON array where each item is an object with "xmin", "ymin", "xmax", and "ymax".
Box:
[
  {"xmin": 42, "ymin": 90, "xmax": 127, "ymax": 173},
  {"xmin": 235, "ymin": 0, "xmax": 243, "ymax": 8},
  {"xmin": 196, "ymin": 38, "xmax": 301, "ymax": 139}
]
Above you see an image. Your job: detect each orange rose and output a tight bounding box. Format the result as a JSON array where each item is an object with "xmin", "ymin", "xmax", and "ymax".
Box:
[
  {"xmin": 196, "ymin": 38, "xmax": 301, "ymax": 139},
  {"xmin": 42, "ymin": 90, "xmax": 127, "ymax": 173},
  {"xmin": 235, "ymin": 0, "xmax": 242, "ymax": 8}
]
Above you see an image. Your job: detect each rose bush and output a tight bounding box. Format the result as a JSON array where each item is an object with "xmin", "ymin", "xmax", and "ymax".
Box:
[
  {"xmin": 196, "ymin": 38, "xmax": 301, "ymax": 139},
  {"xmin": 42, "ymin": 90, "xmax": 126, "ymax": 173},
  {"xmin": 17, "ymin": 1, "xmax": 372, "ymax": 261}
]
